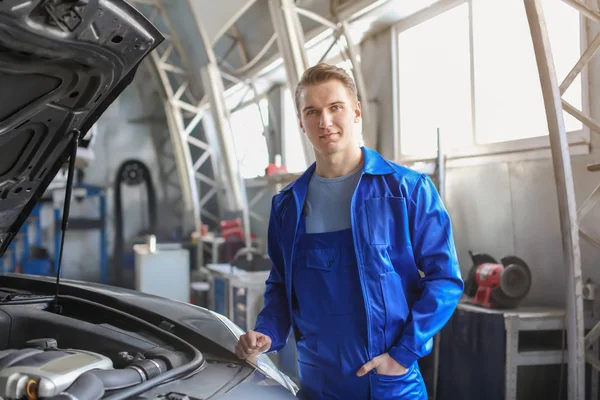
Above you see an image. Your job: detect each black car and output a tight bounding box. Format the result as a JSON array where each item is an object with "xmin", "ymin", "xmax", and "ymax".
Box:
[{"xmin": 0, "ymin": 1, "xmax": 298, "ymax": 399}]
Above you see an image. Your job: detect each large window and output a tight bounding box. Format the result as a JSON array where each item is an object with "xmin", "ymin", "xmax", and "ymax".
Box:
[
  {"xmin": 229, "ymin": 99, "xmax": 270, "ymax": 179},
  {"xmin": 398, "ymin": 3, "xmax": 472, "ymax": 157},
  {"xmin": 397, "ymin": 0, "xmax": 583, "ymax": 159}
]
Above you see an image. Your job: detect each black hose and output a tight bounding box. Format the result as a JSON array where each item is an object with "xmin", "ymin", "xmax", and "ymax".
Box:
[
  {"xmin": 144, "ymin": 348, "xmax": 187, "ymax": 370},
  {"xmin": 112, "ymin": 159, "xmax": 157, "ymax": 284},
  {"xmin": 103, "ymin": 360, "xmax": 200, "ymax": 400},
  {"xmin": 87, "ymin": 357, "xmax": 167, "ymax": 390},
  {"xmin": 47, "ymin": 372, "xmax": 104, "ymax": 400},
  {"xmin": 58, "ymin": 295, "xmax": 204, "ymax": 400},
  {"xmin": 45, "ymin": 351, "xmax": 170, "ymax": 399},
  {"xmin": 90, "ymin": 368, "xmax": 142, "ymax": 390}
]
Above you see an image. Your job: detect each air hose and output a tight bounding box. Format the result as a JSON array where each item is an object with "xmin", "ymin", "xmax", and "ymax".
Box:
[{"xmin": 112, "ymin": 159, "xmax": 157, "ymax": 284}]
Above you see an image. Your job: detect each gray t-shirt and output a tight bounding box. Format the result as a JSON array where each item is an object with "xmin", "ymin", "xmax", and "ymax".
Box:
[{"xmin": 304, "ymin": 165, "xmax": 362, "ymax": 234}]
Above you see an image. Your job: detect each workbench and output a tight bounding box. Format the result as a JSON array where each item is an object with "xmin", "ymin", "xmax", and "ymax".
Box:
[{"xmin": 437, "ymin": 302, "xmax": 598, "ymax": 400}]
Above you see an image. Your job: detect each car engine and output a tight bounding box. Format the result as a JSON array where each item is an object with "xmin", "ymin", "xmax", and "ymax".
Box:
[{"xmin": 0, "ymin": 336, "xmax": 186, "ymax": 400}]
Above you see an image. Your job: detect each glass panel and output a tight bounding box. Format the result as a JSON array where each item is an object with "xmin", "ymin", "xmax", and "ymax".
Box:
[
  {"xmin": 398, "ymin": 3, "xmax": 472, "ymax": 157},
  {"xmin": 472, "ymin": 0, "xmax": 581, "ymax": 144},
  {"xmin": 229, "ymin": 100, "xmax": 270, "ymax": 179}
]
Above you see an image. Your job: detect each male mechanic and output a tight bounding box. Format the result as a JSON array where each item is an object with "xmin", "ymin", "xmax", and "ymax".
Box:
[{"xmin": 235, "ymin": 63, "xmax": 464, "ymax": 399}]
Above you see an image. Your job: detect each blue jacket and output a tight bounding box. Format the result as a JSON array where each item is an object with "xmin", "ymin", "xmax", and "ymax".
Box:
[{"xmin": 254, "ymin": 147, "xmax": 464, "ymax": 368}]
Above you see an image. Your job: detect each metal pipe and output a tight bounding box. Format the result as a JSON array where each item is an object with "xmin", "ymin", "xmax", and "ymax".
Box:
[
  {"xmin": 562, "ymin": 100, "xmax": 600, "ymax": 135},
  {"xmin": 432, "ymin": 127, "xmax": 444, "ymax": 400},
  {"xmin": 294, "ymin": 6, "xmax": 340, "ymax": 31},
  {"xmin": 193, "ymin": 4, "xmax": 217, "ymax": 65},
  {"xmin": 561, "ymin": 0, "xmax": 600, "ymax": 24},
  {"xmin": 232, "ymin": 23, "xmax": 250, "ymax": 66},
  {"xmin": 241, "ymin": 79, "xmax": 269, "ymax": 259},
  {"xmin": 318, "ymin": 34, "xmax": 341, "ymax": 64},
  {"xmin": 281, "ymin": 0, "xmax": 309, "ymax": 77},
  {"xmin": 437, "ymin": 127, "xmax": 445, "ymax": 201},
  {"xmin": 560, "ymin": 32, "xmax": 600, "ymax": 95},
  {"xmin": 162, "ymin": 95, "xmax": 202, "ymax": 234},
  {"xmin": 269, "ymin": 0, "xmax": 315, "ymax": 165},
  {"xmin": 233, "ymin": 34, "xmax": 278, "ymax": 74},
  {"xmin": 220, "ymin": 70, "xmax": 243, "ymax": 84},
  {"xmin": 341, "ymin": 20, "xmax": 373, "ymax": 148},
  {"xmin": 390, "ymin": 26, "xmax": 401, "ymax": 160},
  {"xmin": 524, "ymin": 1, "xmax": 585, "ymax": 398},
  {"xmin": 201, "ymin": 64, "xmax": 247, "ymax": 213}
]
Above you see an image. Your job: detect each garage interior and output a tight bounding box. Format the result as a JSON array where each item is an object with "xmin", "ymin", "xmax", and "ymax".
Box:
[{"xmin": 1, "ymin": 0, "xmax": 599, "ymax": 399}]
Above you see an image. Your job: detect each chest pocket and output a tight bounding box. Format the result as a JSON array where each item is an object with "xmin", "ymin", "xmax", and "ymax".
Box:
[
  {"xmin": 305, "ymin": 247, "xmax": 339, "ymax": 271},
  {"xmin": 365, "ymin": 197, "xmax": 411, "ymax": 247}
]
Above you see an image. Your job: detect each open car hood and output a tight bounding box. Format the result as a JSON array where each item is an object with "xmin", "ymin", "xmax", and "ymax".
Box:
[{"xmin": 0, "ymin": 0, "xmax": 163, "ymax": 256}]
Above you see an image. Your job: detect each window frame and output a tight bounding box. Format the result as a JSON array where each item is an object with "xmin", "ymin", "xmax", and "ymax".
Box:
[{"xmin": 391, "ymin": 0, "xmax": 591, "ymax": 164}]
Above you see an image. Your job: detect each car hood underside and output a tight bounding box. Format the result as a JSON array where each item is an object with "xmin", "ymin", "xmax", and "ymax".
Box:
[{"xmin": 0, "ymin": 0, "xmax": 163, "ymax": 255}]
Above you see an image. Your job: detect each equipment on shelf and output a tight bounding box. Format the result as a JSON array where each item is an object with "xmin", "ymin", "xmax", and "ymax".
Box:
[
  {"xmin": 266, "ymin": 154, "xmax": 288, "ymax": 176},
  {"xmin": 231, "ymin": 247, "xmax": 271, "ymax": 272},
  {"xmin": 465, "ymin": 251, "xmax": 532, "ymax": 309}
]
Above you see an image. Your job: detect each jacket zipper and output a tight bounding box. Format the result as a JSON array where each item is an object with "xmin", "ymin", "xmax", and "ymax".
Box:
[
  {"xmin": 350, "ymin": 172, "xmax": 373, "ymax": 359},
  {"xmin": 287, "ymin": 190, "xmax": 302, "ymax": 319}
]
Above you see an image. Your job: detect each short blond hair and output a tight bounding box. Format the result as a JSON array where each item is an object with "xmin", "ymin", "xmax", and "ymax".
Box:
[{"xmin": 294, "ymin": 63, "xmax": 358, "ymax": 112}]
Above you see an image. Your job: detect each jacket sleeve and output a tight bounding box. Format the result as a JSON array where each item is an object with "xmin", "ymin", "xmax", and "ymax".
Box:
[
  {"xmin": 388, "ymin": 174, "xmax": 464, "ymax": 368},
  {"xmin": 253, "ymin": 197, "xmax": 292, "ymax": 353}
]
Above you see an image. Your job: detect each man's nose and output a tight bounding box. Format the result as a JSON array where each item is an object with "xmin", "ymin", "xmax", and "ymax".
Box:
[{"xmin": 319, "ymin": 111, "xmax": 332, "ymax": 128}]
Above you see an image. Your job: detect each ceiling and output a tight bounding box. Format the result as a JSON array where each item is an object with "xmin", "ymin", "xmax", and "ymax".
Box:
[{"xmin": 133, "ymin": 0, "xmax": 447, "ymax": 105}]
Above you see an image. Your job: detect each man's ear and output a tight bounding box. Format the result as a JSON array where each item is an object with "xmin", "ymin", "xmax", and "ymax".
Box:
[
  {"xmin": 354, "ymin": 100, "xmax": 362, "ymax": 123},
  {"xmin": 298, "ymin": 114, "xmax": 305, "ymax": 132}
]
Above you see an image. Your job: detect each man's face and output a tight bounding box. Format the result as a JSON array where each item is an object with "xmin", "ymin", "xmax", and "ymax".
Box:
[{"xmin": 297, "ymin": 79, "xmax": 361, "ymax": 156}]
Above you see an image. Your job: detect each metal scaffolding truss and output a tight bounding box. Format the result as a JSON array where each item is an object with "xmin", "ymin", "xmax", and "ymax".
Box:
[
  {"xmin": 124, "ymin": 0, "xmax": 375, "ymax": 239},
  {"xmin": 525, "ymin": 0, "xmax": 600, "ymax": 398},
  {"xmin": 186, "ymin": 0, "xmax": 378, "ymax": 233},
  {"xmin": 212, "ymin": 0, "xmax": 374, "ymax": 232},
  {"xmin": 130, "ymin": 0, "xmax": 222, "ymax": 235}
]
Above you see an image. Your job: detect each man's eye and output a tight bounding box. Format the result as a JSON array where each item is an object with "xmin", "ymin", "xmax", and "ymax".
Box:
[
  {"xmin": 307, "ymin": 110, "xmax": 316, "ymax": 115},
  {"xmin": 332, "ymin": 105, "xmax": 341, "ymax": 111}
]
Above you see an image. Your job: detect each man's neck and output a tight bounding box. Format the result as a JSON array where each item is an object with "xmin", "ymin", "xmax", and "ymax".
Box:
[{"xmin": 314, "ymin": 146, "xmax": 363, "ymax": 178}]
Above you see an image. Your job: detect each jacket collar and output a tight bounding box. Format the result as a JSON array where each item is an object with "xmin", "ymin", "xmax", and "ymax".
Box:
[
  {"xmin": 362, "ymin": 146, "xmax": 395, "ymax": 175},
  {"xmin": 280, "ymin": 146, "xmax": 394, "ymax": 193}
]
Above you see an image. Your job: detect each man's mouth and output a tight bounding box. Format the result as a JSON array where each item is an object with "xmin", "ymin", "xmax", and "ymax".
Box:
[{"xmin": 320, "ymin": 132, "xmax": 339, "ymax": 139}]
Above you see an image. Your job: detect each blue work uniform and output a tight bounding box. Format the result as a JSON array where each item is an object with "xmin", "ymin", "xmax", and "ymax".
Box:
[{"xmin": 255, "ymin": 147, "xmax": 464, "ymax": 399}]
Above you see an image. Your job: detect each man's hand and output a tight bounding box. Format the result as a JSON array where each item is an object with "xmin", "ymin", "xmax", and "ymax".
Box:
[
  {"xmin": 235, "ymin": 330, "xmax": 272, "ymax": 360},
  {"xmin": 356, "ymin": 353, "xmax": 409, "ymax": 377}
]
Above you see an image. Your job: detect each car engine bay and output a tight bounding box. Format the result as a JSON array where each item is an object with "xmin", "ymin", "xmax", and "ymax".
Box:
[
  {"xmin": 0, "ymin": 0, "xmax": 302, "ymax": 398},
  {"xmin": 0, "ymin": 293, "xmax": 204, "ymax": 400}
]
